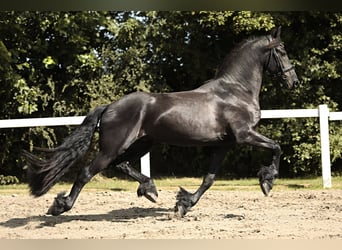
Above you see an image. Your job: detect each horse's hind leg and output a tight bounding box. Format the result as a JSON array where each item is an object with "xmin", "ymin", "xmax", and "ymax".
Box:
[
  {"xmin": 115, "ymin": 161, "xmax": 158, "ymax": 202},
  {"xmin": 113, "ymin": 138, "xmax": 158, "ymax": 202},
  {"xmin": 175, "ymin": 147, "xmax": 227, "ymax": 217},
  {"xmin": 47, "ymin": 152, "xmax": 112, "ymax": 216}
]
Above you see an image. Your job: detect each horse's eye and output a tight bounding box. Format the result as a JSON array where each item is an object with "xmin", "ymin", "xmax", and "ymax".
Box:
[{"xmin": 277, "ymin": 49, "xmax": 286, "ymax": 56}]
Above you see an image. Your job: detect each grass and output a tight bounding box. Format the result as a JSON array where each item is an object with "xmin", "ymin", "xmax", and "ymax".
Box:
[{"xmin": 0, "ymin": 175, "xmax": 341, "ymax": 195}]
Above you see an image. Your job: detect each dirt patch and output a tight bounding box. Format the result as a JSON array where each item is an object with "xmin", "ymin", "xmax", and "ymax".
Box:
[{"xmin": 1, "ymin": 189, "xmax": 341, "ymax": 239}]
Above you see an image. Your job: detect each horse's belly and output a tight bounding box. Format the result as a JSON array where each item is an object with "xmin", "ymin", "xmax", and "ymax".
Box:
[{"xmin": 155, "ymin": 129, "xmax": 223, "ymax": 146}]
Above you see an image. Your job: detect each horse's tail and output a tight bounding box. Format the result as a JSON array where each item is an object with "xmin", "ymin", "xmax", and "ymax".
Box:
[{"xmin": 22, "ymin": 105, "xmax": 107, "ymax": 197}]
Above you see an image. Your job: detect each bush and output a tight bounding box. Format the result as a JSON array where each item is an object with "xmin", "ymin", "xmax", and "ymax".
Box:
[{"xmin": 0, "ymin": 175, "xmax": 19, "ymax": 185}]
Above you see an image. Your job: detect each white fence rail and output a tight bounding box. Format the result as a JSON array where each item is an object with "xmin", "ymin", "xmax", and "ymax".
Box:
[{"xmin": 1, "ymin": 104, "xmax": 341, "ymax": 186}]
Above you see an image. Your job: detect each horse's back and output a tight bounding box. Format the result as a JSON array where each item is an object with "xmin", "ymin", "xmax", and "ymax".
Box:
[{"xmin": 101, "ymin": 92, "xmax": 154, "ymax": 123}]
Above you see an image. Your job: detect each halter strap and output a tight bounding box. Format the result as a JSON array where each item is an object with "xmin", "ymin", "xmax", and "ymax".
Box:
[
  {"xmin": 272, "ymin": 48, "xmax": 295, "ymax": 74},
  {"xmin": 265, "ymin": 36, "xmax": 295, "ymax": 76}
]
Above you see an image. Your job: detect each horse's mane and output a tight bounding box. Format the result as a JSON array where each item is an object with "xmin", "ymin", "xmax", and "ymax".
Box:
[{"xmin": 214, "ymin": 36, "xmax": 265, "ymax": 79}]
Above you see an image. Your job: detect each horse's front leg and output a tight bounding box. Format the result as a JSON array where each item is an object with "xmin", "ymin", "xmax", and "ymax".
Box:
[
  {"xmin": 257, "ymin": 141, "xmax": 281, "ymax": 196},
  {"xmin": 236, "ymin": 128, "xmax": 281, "ymax": 196},
  {"xmin": 175, "ymin": 147, "xmax": 226, "ymax": 217}
]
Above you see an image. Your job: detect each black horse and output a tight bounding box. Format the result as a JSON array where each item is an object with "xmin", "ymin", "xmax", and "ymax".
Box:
[{"xmin": 23, "ymin": 26, "xmax": 299, "ymax": 217}]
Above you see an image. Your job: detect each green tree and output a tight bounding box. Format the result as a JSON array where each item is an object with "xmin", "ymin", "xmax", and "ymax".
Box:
[{"xmin": 0, "ymin": 11, "xmax": 341, "ymax": 180}]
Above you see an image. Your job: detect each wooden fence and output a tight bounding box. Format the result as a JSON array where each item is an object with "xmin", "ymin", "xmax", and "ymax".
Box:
[{"xmin": 1, "ymin": 104, "xmax": 342, "ymax": 187}]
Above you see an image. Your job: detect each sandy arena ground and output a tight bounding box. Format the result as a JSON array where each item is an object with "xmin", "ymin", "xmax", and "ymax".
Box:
[{"xmin": 1, "ymin": 188, "xmax": 341, "ymax": 239}]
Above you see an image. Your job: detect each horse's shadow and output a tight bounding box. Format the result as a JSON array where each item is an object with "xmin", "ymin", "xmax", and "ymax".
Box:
[{"xmin": 0, "ymin": 206, "xmax": 172, "ymax": 229}]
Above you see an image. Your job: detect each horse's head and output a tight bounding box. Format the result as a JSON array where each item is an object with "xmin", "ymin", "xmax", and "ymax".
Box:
[{"xmin": 264, "ymin": 26, "xmax": 299, "ymax": 89}]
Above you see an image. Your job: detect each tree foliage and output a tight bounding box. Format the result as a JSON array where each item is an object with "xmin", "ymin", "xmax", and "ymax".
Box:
[{"xmin": 0, "ymin": 11, "xmax": 341, "ymax": 180}]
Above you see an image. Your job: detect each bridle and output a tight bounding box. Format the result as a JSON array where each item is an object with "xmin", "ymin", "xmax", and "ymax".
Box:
[{"xmin": 264, "ymin": 37, "xmax": 295, "ymax": 77}]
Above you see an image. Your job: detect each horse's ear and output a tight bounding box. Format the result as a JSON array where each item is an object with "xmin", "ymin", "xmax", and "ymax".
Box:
[
  {"xmin": 270, "ymin": 26, "xmax": 282, "ymax": 39},
  {"xmin": 267, "ymin": 26, "xmax": 282, "ymax": 49}
]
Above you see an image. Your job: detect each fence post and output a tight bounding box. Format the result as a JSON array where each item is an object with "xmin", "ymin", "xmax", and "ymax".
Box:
[
  {"xmin": 319, "ymin": 104, "xmax": 332, "ymax": 188},
  {"xmin": 140, "ymin": 152, "xmax": 151, "ymax": 177}
]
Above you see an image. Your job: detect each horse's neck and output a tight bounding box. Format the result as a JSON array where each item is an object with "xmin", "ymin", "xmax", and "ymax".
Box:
[
  {"xmin": 216, "ymin": 63, "xmax": 263, "ymax": 100},
  {"xmin": 213, "ymin": 46, "xmax": 265, "ymax": 100}
]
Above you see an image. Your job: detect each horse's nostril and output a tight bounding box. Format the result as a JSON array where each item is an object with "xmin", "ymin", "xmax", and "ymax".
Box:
[{"xmin": 293, "ymin": 80, "xmax": 299, "ymax": 88}]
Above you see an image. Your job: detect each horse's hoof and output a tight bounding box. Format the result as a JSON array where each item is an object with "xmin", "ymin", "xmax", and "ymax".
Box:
[
  {"xmin": 46, "ymin": 192, "xmax": 70, "ymax": 216},
  {"xmin": 47, "ymin": 206, "xmax": 62, "ymax": 216},
  {"xmin": 260, "ymin": 181, "xmax": 271, "ymax": 196},
  {"xmin": 174, "ymin": 187, "xmax": 193, "ymax": 218},
  {"xmin": 137, "ymin": 179, "xmax": 158, "ymax": 203},
  {"xmin": 143, "ymin": 192, "xmax": 158, "ymax": 203},
  {"xmin": 174, "ymin": 204, "xmax": 186, "ymax": 218}
]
